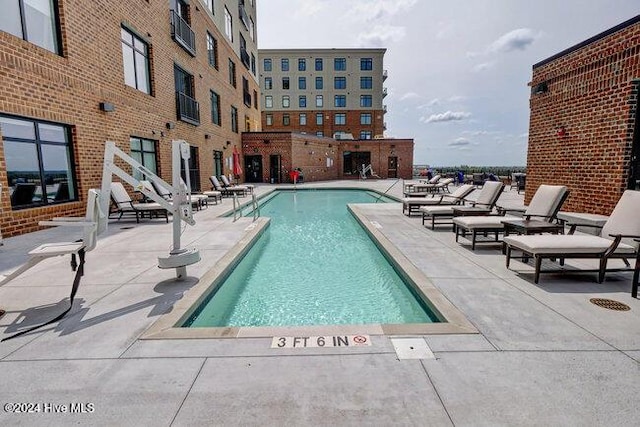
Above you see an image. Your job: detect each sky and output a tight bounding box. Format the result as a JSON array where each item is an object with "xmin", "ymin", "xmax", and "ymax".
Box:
[{"xmin": 256, "ymin": 0, "xmax": 640, "ymax": 166}]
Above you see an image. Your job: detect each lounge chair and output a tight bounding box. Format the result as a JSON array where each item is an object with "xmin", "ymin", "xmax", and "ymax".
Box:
[
  {"xmin": 504, "ymin": 190, "xmax": 640, "ymax": 295},
  {"xmin": 220, "ymin": 175, "xmax": 252, "ymax": 195},
  {"xmin": 10, "ymin": 182, "xmax": 36, "ymax": 207},
  {"xmin": 110, "ymin": 182, "xmax": 169, "ymax": 223},
  {"xmin": 210, "ymin": 176, "xmax": 246, "ymax": 197},
  {"xmin": 146, "ymin": 180, "xmax": 211, "ymax": 210},
  {"xmin": 0, "ymin": 189, "xmax": 106, "ymax": 340},
  {"xmin": 453, "ymin": 184, "xmax": 569, "ymax": 250},
  {"xmin": 409, "ymin": 178, "xmax": 455, "ymax": 195},
  {"xmin": 402, "ymin": 184, "xmax": 475, "ymax": 216},
  {"xmin": 420, "ymin": 181, "xmax": 504, "ymax": 230}
]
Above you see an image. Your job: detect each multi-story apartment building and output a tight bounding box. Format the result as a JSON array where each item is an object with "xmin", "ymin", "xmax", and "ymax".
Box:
[
  {"xmin": 0, "ymin": 0, "xmax": 260, "ymax": 236},
  {"xmin": 258, "ymin": 48, "xmax": 387, "ymax": 140}
]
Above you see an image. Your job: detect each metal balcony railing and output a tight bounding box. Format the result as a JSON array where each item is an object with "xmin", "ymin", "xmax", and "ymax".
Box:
[
  {"xmin": 382, "ymin": 87, "xmax": 388, "ymax": 98},
  {"xmin": 239, "ymin": 3, "xmax": 250, "ymax": 30},
  {"xmin": 383, "ymin": 69, "xmax": 388, "ymax": 81},
  {"xmin": 176, "ymin": 92, "xmax": 200, "ymax": 125},
  {"xmin": 170, "ymin": 10, "xmax": 196, "ymax": 57},
  {"xmin": 383, "ymin": 104, "xmax": 388, "ymax": 114}
]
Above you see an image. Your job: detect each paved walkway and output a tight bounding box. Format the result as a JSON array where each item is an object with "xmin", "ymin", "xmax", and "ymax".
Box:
[{"xmin": 0, "ymin": 180, "xmax": 638, "ymax": 426}]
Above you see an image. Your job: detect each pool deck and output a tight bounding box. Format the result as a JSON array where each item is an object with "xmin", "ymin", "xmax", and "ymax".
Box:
[{"xmin": 0, "ymin": 180, "xmax": 638, "ymax": 426}]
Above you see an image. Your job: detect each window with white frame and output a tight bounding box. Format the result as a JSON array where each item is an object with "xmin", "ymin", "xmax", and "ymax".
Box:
[
  {"xmin": 334, "ymin": 113, "xmax": 346, "ymax": 125},
  {"xmin": 299, "ymin": 113, "xmax": 307, "ymax": 126},
  {"xmin": 316, "ymin": 113, "xmax": 323, "ymax": 125},
  {"xmin": 316, "ymin": 95, "xmax": 323, "ymax": 107},
  {"xmin": 360, "ymin": 113, "xmax": 372, "ymax": 125},
  {"xmin": 224, "ymin": 6, "xmax": 233, "ymax": 41},
  {"xmin": 282, "ymin": 95, "xmax": 290, "ymax": 108},
  {"xmin": 265, "ymin": 95, "xmax": 273, "ymax": 108}
]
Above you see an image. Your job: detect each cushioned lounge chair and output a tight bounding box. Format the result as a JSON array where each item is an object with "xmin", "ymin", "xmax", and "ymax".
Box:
[
  {"xmin": 504, "ymin": 190, "xmax": 640, "ymax": 295},
  {"xmin": 453, "ymin": 184, "xmax": 569, "ymax": 250},
  {"xmin": 420, "ymin": 181, "xmax": 504, "ymax": 230},
  {"xmin": 402, "ymin": 184, "xmax": 475, "ymax": 216},
  {"xmin": 210, "ymin": 176, "xmax": 246, "ymax": 197},
  {"xmin": 146, "ymin": 180, "xmax": 211, "ymax": 210},
  {"xmin": 410, "ymin": 178, "xmax": 455, "ymax": 195},
  {"xmin": 10, "ymin": 183, "xmax": 36, "ymax": 207},
  {"xmin": 110, "ymin": 182, "xmax": 169, "ymax": 223},
  {"xmin": 221, "ymin": 175, "xmax": 254, "ymax": 194}
]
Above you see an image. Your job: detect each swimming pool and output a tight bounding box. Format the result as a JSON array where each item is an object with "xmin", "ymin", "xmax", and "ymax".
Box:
[{"xmin": 185, "ymin": 189, "xmax": 439, "ymax": 327}]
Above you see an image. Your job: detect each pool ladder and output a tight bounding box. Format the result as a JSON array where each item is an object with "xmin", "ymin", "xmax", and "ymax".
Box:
[{"xmin": 232, "ymin": 192, "xmax": 260, "ymax": 222}]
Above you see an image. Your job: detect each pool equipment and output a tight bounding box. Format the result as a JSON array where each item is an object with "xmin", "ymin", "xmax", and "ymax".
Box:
[{"xmin": 101, "ymin": 140, "xmax": 200, "ymax": 279}]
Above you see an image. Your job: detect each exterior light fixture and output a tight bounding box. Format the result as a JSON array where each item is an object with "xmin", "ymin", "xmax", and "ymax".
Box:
[
  {"xmin": 99, "ymin": 102, "xmax": 115, "ymax": 112},
  {"xmin": 166, "ymin": 122, "xmax": 175, "ymax": 129}
]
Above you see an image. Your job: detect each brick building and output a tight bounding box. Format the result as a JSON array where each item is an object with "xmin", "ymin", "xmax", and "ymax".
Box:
[
  {"xmin": 258, "ymin": 48, "xmax": 387, "ymax": 139},
  {"xmin": 527, "ymin": 14, "xmax": 640, "ymax": 214},
  {"xmin": 0, "ymin": 0, "xmax": 260, "ymax": 236},
  {"xmin": 241, "ymin": 132, "xmax": 413, "ymax": 183}
]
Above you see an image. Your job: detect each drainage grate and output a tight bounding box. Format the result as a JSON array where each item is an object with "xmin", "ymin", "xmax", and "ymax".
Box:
[{"xmin": 589, "ymin": 298, "xmax": 630, "ymax": 311}]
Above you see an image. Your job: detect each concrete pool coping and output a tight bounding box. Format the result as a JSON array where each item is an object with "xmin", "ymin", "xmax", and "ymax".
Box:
[{"xmin": 141, "ymin": 189, "xmax": 477, "ymax": 339}]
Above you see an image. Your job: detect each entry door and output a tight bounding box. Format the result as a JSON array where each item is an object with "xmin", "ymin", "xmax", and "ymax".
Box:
[
  {"xmin": 245, "ymin": 155, "xmax": 263, "ymax": 183},
  {"xmin": 388, "ymin": 156, "xmax": 398, "ymax": 178},
  {"xmin": 629, "ymin": 98, "xmax": 640, "ymax": 190},
  {"xmin": 269, "ymin": 154, "xmax": 281, "ymax": 184}
]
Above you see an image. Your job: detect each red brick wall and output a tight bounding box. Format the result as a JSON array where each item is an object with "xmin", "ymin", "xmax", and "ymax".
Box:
[
  {"xmin": 0, "ymin": 0, "xmax": 260, "ymax": 236},
  {"xmin": 241, "ymin": 132, "xmax": 413, "ymax": 182},
  {"xmin": 527, "ymin": 18, "xmax": 640, "ymax": 214}
]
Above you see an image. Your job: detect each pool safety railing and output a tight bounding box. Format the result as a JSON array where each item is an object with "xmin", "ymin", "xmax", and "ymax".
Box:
[
  {"xmin": 232, "ymin": 193, "xmax": 240, "ymax": 222},
  {"xmin": 231, "ymin": 192, "xmax": 260, "ymax": 222},
  {"xmin": 251, "ymin": 193, "xmax": 260, "ymax": 221}
]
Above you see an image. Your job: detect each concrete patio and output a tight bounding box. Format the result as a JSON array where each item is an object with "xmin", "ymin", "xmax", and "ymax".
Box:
[{"xmin": 0, "ymin": 180, "xmax": 638, "ymax": 426}]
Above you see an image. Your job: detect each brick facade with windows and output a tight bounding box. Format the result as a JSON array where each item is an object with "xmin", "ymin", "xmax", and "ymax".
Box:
[
  {"xmin": 527, "ymin": 15, "xmax": 640, "ymax": 214},
  {"xmin": 0, "ymin": 0, "xmax": 260, "ymax": 236},
  {"xmin": 241, "ymin": 132, "xmax": 413, "ymax": 183}
]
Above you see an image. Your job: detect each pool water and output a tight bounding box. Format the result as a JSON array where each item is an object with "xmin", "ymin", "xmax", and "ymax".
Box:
[{"xmin": 185, "ymin": 189, "xmax": 439, "ymax": 327}]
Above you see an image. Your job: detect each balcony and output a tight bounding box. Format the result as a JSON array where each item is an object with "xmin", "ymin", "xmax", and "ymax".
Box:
[
  {"xmin": 240, "ymin": 47, "xmax": 251, "ymax": 69},
  {"xmin": 383, "ymin": 104, "xmax": 388, "ymax": 114},
  {"xmin": 238, "ymin": 3, "xmax": 250, "ymax": 30},
  {"xmin": 170, "ymin": 10, "xmax": 196, "ymax": 57},
  {"xmin": 176, "ymin": 92, "xmax": 200, "ymax": 125},
  {"xmin": 383, "ymin": 122, "xmax": 387, "ymax": 130},
  {"xmin": 382, "ymin": 87, "xmax": 388, "ymax": 98},
  {"xmin": 383, "ymin": 69, "xmax": 388, "ymax": 81}
]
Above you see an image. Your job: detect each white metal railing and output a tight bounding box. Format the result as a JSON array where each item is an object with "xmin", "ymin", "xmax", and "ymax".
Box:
[
  {"xmin": 232, "ymin": 193, "xmax": 240, "ymax": 222},
  {"xmin": 251, "ymin": 193, "xmax": 260, "ymax": 221}
]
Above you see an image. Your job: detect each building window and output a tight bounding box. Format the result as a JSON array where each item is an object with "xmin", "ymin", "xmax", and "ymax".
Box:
[
  {"xmin": 334, "ymin": 77, "xmax": 346, "ymax": 90},
  {"xmin": 130, "ymin": 137, "xmax": 158, "ymax": 181},
  {"xmin": 2, "ymin": 0, "xmax": 61, "ymax": 54},
  {"xmin": 206, "ymin": 32, "xmax": 218, "ymax": 69},
  {"xmin": 360, "ymin": 130, "xmax": 372, "ymax": 140},
  {"xmin": 210, "ymin": 90, "xmax": 221, "ymax": 125},
  {"xmin": 281, "ymin": 58, "xmax": 289, "ymax": 71},
  {"xmin": 298, "ymin": 77, "xmax": 306, "ymax": 90},
  {"xmin": 265, "ymin": 114, "xmax": 273, "ymax": 126},
  {"xmin": 316, "ymin": 95, "xmax": 323, "ymax": 107},
  {"xmin": 251, "ymin": 53, "xmax": 256, "ymax": 75},
  {"xmin": 121, "ymin": 27, "xmax": 151, "ymax": 94},
  {"xmin": 283, "ymin": 114, "xmax": 290, "ymax": 126},
  {"xmin": 282, "ymin": 77, "xmax": 290, "ymax": 90},
  {"xmin": 242, "ymin": 77, "xmax": 251, "ymax": 107},
  {"xmin": 282, "ymin": 95, "xmax": 290, "ymax": 108},
  {"xmin": 205, "ymin": 0, "xmax": 214, "ymax": 13},
  {"xmin": 231, "ymin": 105, "xmax": 238, "ymax": 133},
  {"xmin": 1, "ymin": 115, "xmax": 77, "ymax": 209},
  {"xmin": 299, "ymin": 113, "xmax": 307, "ymax": 126},
  {"xmin": 334, "ymin": 95, "xmax": 346, "ymax": 107},
  {"xmin": 334, "ymin": 58, "xmax": 346, "ymax": 71},
  {"xmin": 239, "ymin": 33, "xmax": 250, "ymax": 69},
  {"xmin": 360, "ymin": 113, "xmax": 372, "ymax": 125},
  {"xmin": 170, "ymin": 0, "xmax": 196, "ymax": 56},
  {"xmin": 299, "ymin": 95, "xmax": 306, "ymax": 108},
  {"xmin": 174, "ymin": 64, "xmax": 200, "ymax": 124},
  {"xmin": 263, "ymin": 58, "xmax": 272, "ymax": 71},
  {"xmin": 360, "ymin": 95, "xmax": 372, "ymax": 107},
  {"xmin": 253, "ymin": 90, "xmax": 258, "ymax": 109},
  {"xmin": 249, "ymin": 16, "xmax": 255, "ymax": 41},
  {"xmin": 224, "ymin": 6, "xmax": 233, "ymax": 41},
  {"xmin": 360, "ymin": 76, "xmax": 372, "ymax": 89},
  {"xmin": 316, "ymin": 131, "xmax": 324, "ymax": 137},
  {"xmin": 316, "ymin": 113, "xmax": 323, "ymax": 125},
  {"xmin": 265, "ymin": 95, "xmax": 273, "ymax": 108},
  {"xmin": 228, "ymin": 59, "xmax": 236, "ymax": 87},
  {"xmin": 264, "ymin": 77, "xmax": 272, "ymax": 90},
  {"xmin": 334, "ymin": 113, "xmax": 346, "ymax": 125},
  {"xmin": 315, "ymin": 58, "xmax": 323, "ymax": 71},
  {"xmin": 315, "ymin": 77, "xmax": 323, "ymax": 90},
  {"xmin": 298, "ymin": 58, "xmax": 306, "ymax": 71},
  {"xmin": 361, "ymin": 58, "xmax": 373, "ymax": 70}
]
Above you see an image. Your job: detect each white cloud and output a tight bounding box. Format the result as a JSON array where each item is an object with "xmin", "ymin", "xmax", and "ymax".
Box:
[
  {"xmin": 347, "ymin": 0, "xmax": 417, "ymax": 22},
  {"xmin": 422, "ymin": 111, "xmax": 471, "ymax": 123},
  {"xmin": 400, "ymin": 92, "xmax": 421, "ymax": 101},
  {"xmin": 294, "ymin": 0, "xmax": 326, "ymax": 18},
  {"xmin": 449, "ymin": 137, "xmax": 471, "ymax": 147},
  {"xmin": 447, "ymin": 95, "xmax": 466, "ymax": 103},
  {"xmin": 489, "ymin": 28, "xmax": 539, "ymax": 53},
  {"xmin": 435, "ymin": 21, "xmax": 454, "ymax": 40},
  {"xmin": 357, "ymin": 25, "xmax": 406, "ymax": 47},
  {"xmin": 472, "ymin": 62, "xmax": 494, "ymax": 72}
]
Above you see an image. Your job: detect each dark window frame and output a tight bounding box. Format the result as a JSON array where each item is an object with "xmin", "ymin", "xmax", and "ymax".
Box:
[
  {"xmin": 210, "ymin": 90, "xmax": 221, "ymax": 126},
  {"xmin": 206, "ymin": 31, "xmax": 219, "ymax": 69},
  {"xmin": 2, "ymin": 0, "xmax": 63, "ymax": 55},
  {"xmin": 121, "ymin": 26, "xmax": 152, "ymax": 94}
]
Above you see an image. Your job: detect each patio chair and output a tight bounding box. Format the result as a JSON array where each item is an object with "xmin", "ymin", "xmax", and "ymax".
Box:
[
  {"xmin": 146, "ymin": 180, "xmax": 210, "ymax": 210},
  {"xmin": 453, "ymin": 184, "xmax": 569, "ymax": 250},
  {"xmin": 210, "ymin": 176, "xmax": 246, "ymax": 197},
  {"xmin": 504, "ymin": 190, "xmax": 640, "ymax": 295},
  {"xmin": 10, "ymin": 182, "xmax": 36, "ymax": 207},
  {"xmin": 0, "ymin": 189, "xmax": 106, "ymax": 340},
  {"xmin": 220, "ymin": 175, "xmax": 252, "ymax": 195},
  {"xmin": 402, "ymin": 184, "xmax": 475, "ymax": 216},
  {"xmin": 409, "ymin": 178, "xmax": 455, "ymax": 195},
  {"xmin": 421, "ymin": 181, "xmax": 504, "ymax": 230},
  {"xmin": 110, "ymin": 182, "xmax": 169, "ymax": 223}
]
